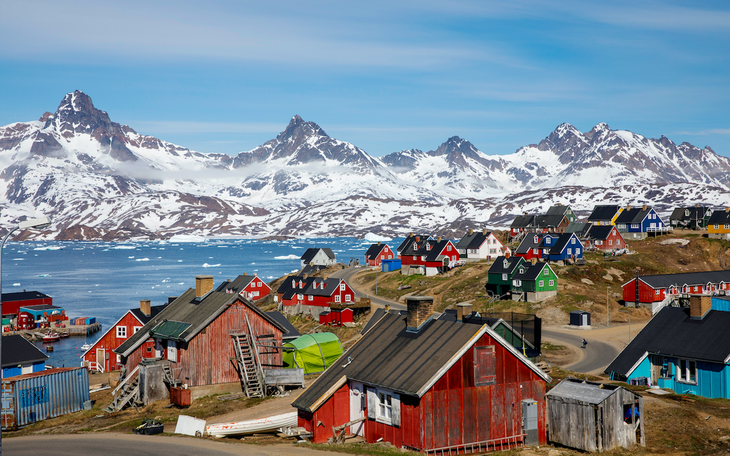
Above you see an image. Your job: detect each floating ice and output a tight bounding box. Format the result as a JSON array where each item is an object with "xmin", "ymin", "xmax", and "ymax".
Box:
[
  {"xmin": 112, "ymin": 245, "xmax": 136, "ymax": 250},
  {"xmin": 364, "ymin": 232, "xmax": 392, "ymax": 242},
  {"xmin": 202, "ymin": 263, "xmax": 221, "ymax": 268},
  {"xmin": 275, "ymin": 254, "xmax": 299, "ymax": 260},
  {"xmin": 12, "ymin": 283, "xmax": 20, "ymax": 286},
  {"xmin": 34, "ymin": 246, "xmax": 63, "ymax": 251},
  {"xmin": 135, "ymin": 258, "xmax": 150, "ymax": 262},
  {"xmin": 169, "ymin": 234, "xmax": 206, "ymax": 243}
]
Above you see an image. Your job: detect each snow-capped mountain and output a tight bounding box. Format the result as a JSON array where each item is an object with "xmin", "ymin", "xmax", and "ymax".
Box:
[{"xmin": 0, "ymin": 91, "xmax": 728, "ymax": 240}]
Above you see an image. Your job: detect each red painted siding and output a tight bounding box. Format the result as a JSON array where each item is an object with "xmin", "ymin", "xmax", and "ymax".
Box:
[
  {"xmin": 622, "ymin": 278, "xmax": 663, "ymax": 304},
  {"xmin": 83, "ymin": 312, "xmax": 145, "ymax": 372},
  {"xmin": 366, "ymin": 245, "xmax": 395, "ymax": 266},
  {"xmin": 281, "ymin": 281, "xmax": 355, "ymax": 308},
  {"xmin": 2, "ymin": 296, "xmax": 53, "ymax": 317},
  {"xmin": 242, "ymin": 278, "xmax": 271, "ymax": 301},
  {"xmin": 124, "ymin": 300, "xmax": 283, "ymax": 387},
  {"xmin": 302, "ymin": 332, "xmax": 547, "ymax": 451}
]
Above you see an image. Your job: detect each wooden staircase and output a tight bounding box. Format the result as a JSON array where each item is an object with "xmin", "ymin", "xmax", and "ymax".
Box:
[
  {"xmin": 162, "ymin": 362, "xmax": 180, "ymax": 387},
  {"xmin": 105, "ymin": 365, "xmax": 142, "ymax": 413},
  {"xmin": 230, "ymin": 313, "xmax": 265, "ymax": 398}
]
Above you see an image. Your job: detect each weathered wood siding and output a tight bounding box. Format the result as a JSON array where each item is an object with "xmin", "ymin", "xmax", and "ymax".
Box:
[
  {"xmin": 179, "ymin": 301, "xmax": 283, "ymax": 387},
  {"xmin": 84, "ymin": 312, "xmax": 142, "ymax": 372}
]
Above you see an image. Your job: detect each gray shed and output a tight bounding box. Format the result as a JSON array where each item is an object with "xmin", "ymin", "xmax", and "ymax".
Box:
[{"xmin": 547, "ymin": 378, "xmax": 644, "ymax": 452}]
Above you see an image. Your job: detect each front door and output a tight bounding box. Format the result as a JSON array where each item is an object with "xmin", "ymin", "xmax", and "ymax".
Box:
[
  {"xmin": 96, "ymin": 348, "xmax": 105, "ymax": 372},
  {"xmin": 350, "ymin": 381, "xmax": 365, "ymax": 436}
]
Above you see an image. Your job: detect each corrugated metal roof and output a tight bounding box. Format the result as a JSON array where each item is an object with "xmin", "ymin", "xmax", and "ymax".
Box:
[
  {"xmin": 547, "ymin": 378, "xmax": 624, "ymax": 405},
  {"xmin": 635, "ymin": 270, "xmax": 730, "ymax": 289}
]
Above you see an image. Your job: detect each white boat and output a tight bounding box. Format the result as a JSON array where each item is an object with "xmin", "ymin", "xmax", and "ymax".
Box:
[
  {"xmin": 81, "ymin": 343, "xmax": 92, "ymax": 350},
  {"xmin": 205, "ymin": 411, "xmax": 297, "ymax": 437}
]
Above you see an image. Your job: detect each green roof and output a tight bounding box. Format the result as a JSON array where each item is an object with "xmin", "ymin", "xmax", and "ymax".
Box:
[{"xmin": 150, "ymin": 320, "xmax": 192, "ymax": 340}]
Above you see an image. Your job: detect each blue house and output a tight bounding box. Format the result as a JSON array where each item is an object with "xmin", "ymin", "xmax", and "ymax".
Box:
[
  {"xmin": 547, "ymin": 233, "xmax": 584, "ymax": 262},
  {"xmin": 2, "ymin": 334, "xmax": 48, "ymax": 377},
  {"xmin": 614, "ymin": 204, "xmax": 669, "ymax": 239},
  {"xmin": 605, "ymin": 297, "xmax": 730, "ymax": 398}
]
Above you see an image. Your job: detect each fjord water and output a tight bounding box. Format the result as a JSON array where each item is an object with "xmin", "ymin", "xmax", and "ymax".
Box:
[{"xmin": 2, "ymin": 237, "xmax": 375, "ymax": 368}]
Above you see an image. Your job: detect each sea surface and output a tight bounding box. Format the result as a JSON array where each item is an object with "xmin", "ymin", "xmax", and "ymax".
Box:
[{"xmin": 1, "ymin": 237, "xmax": 383, "ymax": 368}]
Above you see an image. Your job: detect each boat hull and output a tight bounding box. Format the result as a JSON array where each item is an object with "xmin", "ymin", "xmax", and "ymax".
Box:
[{"xmin": 206, "ymin": 412, "xmax": 297, "ymax": 437}]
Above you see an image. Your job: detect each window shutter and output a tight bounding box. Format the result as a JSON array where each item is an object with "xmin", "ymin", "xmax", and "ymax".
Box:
[
  {"xmin": 367, "ymin": 388, "xmax": 377, "ymax": 419},
  {"xmin": 391, "ymin": 393, "xmax": 401, "ymax": 427}
]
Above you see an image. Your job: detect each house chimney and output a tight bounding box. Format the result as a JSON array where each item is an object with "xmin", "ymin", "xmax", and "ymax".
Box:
[
  {"xmin": 437, "ymin": 236, "xmax": 442, "ymax": 242},
  {"xmin": 642, "ymin": 204, "xmax": 647, "ymax": 211},
  {"xmin": 416, "ymin": 236, "xmax": 421, "ymax": 243},
  {"xmin": 140, "ymin": 300, "xmax": 151, "ymax": 317},
  {"xmin": 253, "ymin": 272, "xmax": 257, "ymax": 277},
  {"xmin": 690, "ymin": 295, "xmax": 712, "ymax": 319},
  {"xmin": 243, "ymin": 272, "xmax": 247, "ymax": 276},
  {"xmin": 406, "ymin": 296, "xmax": 434, "ymax": 332},
  {"xmin": 384, "ymin": 304, "xmax": 391, "ymax": 313},
  {"xmin": 227, "ymin": 278, "xmax": 231, "ymax": 282},
  {"xmin": 303, "ymin": 273, "xmax": 308, "ymax": 279},
  {"xmin": 457, "ymin": 303, "xmax": 472, "ymax": 322},
  {"xmin": 195, "ymin": 275, "xmax": 214, "ymax": 299},
  {"xmin": 725, "ymin": 207, "xmax": 729, "ymax": 213},
  {"xmin": 323, "ymin": 275, "xmax": 328, "ymax": 281},
  {"xmin": 531, "ymin": 258, "xmax": 537, "ymax": 265},
  {"xmin": 468, "ymin": 229, "xmax": 473, "ymax": 235},
  {"xmin": 378, "ymin": 241, "xmax": 381, "ymax": 245},
  {"xmin": 483, "ymin": 229, "xmax": 487, "ymax": 235},
  {"xmin": 626, "ymin": 205, "xmax": 632, "ymax": 210}
]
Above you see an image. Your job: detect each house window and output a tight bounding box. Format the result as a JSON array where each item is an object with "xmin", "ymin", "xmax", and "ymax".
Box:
[
  {"xmin": 447, "ymin": 245, "xmax": 452, "ymax": 251},
  {"xmin": 345, "ymin": 294, "xmax": 351, "ymax": 302},
  {"xmin": 726, "ymin": 225, "xmax": 729, "ymax": 230},
  {"xmin": 367, "ymin": 388, "xmax": 400, "ymax": 426},
  {"xmin": 618, "ymin": 224, "xmax": 626, "ymax": 230},
  {"xmin": 116, "ymin": 326, "xmax": 127, "ymax": 338},
  {"xmin": 297, "ymin": 294, "xmax": 303, "ymax": 300},
  {"xmin": 631, "ymin": 224, "xmax": 640, "ymax": 229},
  {"xmin": 308, "ymin": 294, "xmax": 313, "ymax": 301},
  {"xmin": 413, "ymin": 256, "xmax": 417, "ymax": 260},
  {"xmin": 474, "ymin": 345, "xmax": 496, "ymax": 386},
  {"xmin": 571, "ymin": 238, "xmax": 576, "ymax": 244},
  {"xmin": 489, "ymin": 249, "xmax": 497, "ymax": 254},
  {"xmin": 596, "ymin": 240, "xmax": 603, "ymax": 245},
  {"xmin": 539, "ymin": 280, "xmax": 544, "ymax": 287},
  {"xmin": 715, "ymin": 224, "xmax": 720, "ymax": 229},
  {"xmin": 513, "ymin": 279, "xmax": 522, "ymax": 287},
  {"xmin": 133, "ymin": 326, "xmax": 142, "ymax": 334},
  {"xmin": 609, "ymin": 240, "xmax": 613, "ymax": 245},
  {"xmin": 502, "ymin": 273, "xmax": 508, "ymax": 281},
  {"xmin": 544, "ymin": 269, "xmax": 549, "ymax": 276},
  {"xmin": 533, "ymin": 248, "xmax": 538, "ymax": 255},
  {"xmin": 549, "ymin": 280, "xmax": 555, "ymax": 287},
  {"xmin": 576, "ymin": 249, "xmax": 581, "ymax": 255},
  {"xmin": 678, "ymin": 359, "xmax": 696, "ymax": 383},
  {"xmin": 335, "ymin": 295, "xmax": 341, "ymax": 303},
  {"xmin": 340, "ymin": 283, "xmax": 346, "ymax": 291},
  {"xmin": 567, "ymin": 248, "xmax": 572, "ymax": 255}
]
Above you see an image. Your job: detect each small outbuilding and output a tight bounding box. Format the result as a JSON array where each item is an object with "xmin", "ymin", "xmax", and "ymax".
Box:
[
  {"xmin": 547, "ymin": 378, "xmax": 644, "ymax": 452},
  {"xmin": 569, "ymin": 310, "xmax": 591, "ymax": 327},
  {"xmin": 282, "ymin": 333, "xmax": 343, "ymax": 374}
]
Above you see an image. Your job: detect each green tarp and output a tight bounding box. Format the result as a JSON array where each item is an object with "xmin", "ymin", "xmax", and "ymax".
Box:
[{"xmin": 283, "ymin": 332, "xmax": 343, "ymax": 374}]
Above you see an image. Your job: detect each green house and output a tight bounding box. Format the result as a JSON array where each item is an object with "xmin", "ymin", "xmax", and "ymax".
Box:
[
  {"xmin": 546, "ymin": 204, "xmax": 577, "ymax": 224},
  {"xmin": 486, "ymin": 256, "xmax": 524, "ymax": 297},
  {"xmin": 511, "ymin": 261, "xmax": 558, "ymax": 303}
]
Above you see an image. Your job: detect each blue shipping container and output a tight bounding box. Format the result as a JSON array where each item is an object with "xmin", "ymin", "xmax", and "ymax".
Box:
[
  {"xmin": 1, "ymin": 367, "xmax": 89, "ymax": 430},
  {"xmin": 711, "ymin": 296, "xmax": 730, "ymax": 312},
  {"xmin": 382, "ymin": 259, "xmax": 402, "ymax": 272},
  {"xmin": 85, "ymin": 317, "xmax": 96, "ymax": 325}
]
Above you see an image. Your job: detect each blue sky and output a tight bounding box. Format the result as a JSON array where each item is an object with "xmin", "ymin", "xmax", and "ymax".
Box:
[{"xmin": 1, "ymin": 0, "xmax": 728, "ymax": 157}]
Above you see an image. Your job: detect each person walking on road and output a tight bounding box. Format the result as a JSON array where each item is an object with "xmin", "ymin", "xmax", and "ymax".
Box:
[{"xmin": 582, "ymin": 338, "xmax": 587, "ymax": 349}]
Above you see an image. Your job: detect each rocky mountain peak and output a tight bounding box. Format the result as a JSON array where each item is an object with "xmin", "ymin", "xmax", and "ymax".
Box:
[
  {"xmin": 276, "ymin": 115, "xmax": 328, "ymax": 144},
  {"xmin": 584, "ymin": 122, "xmax": 612, "ymax": 142},
  {"xmin": 537, "ymin": 123, "xmax": 585, "ymax": 157}
]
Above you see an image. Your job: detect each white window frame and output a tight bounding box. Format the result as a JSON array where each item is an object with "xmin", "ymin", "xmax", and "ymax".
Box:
[
  {"xmin": 335, "ymin": 295, "xmax": 341, "ymax": 303},
  {"xmin": 297, "ymin": 294, "xmax": 303, "ymax": 300},
  {"xmin": 502, "ymin": 273, "xmax": 508, "ymax": 281},
  {"xmin": 345, "ymin": 294, "xmax": 351, "ymax": 302},
  {"xmin": 549, "ymin": 279, "xmax": 555, "ymax": 287},
  {"xmin": 340, "ymin": 283, "xmax": 346, "ymax": 291},
  {"xmin": 133, "ymin": 326, "xmax": 143, "ymax": 334},
  {"xmin": 538, "ymin": 280, "xmax": 544, "ymax": 287},
  {"xmin": 567, "ymin": 248, "xmax": 572, "ymax": 255},
  {"xmin": 677, "ymin": 359, "xmax": 697, "ymax": 384},
  {"xmin": 308, "ymin": 294, "xmax": 313, "ymax": 301},
  {"xmin": 116, "ymin": 326, "xmax": 127, "ymax": 338}
]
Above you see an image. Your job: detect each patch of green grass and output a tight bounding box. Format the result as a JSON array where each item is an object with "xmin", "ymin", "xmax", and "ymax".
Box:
[{"xmin": 541, "ymin": 342, "xmax": 566, "ymax": 351}]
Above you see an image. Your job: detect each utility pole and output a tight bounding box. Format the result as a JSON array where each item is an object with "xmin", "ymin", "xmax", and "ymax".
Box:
[{"xmin": 607, "ymin": 285, "xmax": 610, "ymax": 328}]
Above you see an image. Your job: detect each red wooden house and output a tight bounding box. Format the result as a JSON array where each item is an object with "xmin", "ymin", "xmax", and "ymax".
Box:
[
  {"xmin": 216, "ymin": 273, "xmax": 271, "ymax": 301},
  {"xmin": 292, "ymin": 296, "xmax": 551, "ymax": 453},
  {"xmin": 622, "ymin": 270, "xmax": 730, "ymax": 311},
  {"xmin": 276, "ymin": 275, "xmax": 355, "ymax": 317},
  {"xmin": 585, "ymin": 225, "xmax": 626, "ymax": 251},
  {"xmin": 365, "ymin": 242, "xmax": 395, "ymax": 267},
  {"xmin": 115, "ymin": 275, "xmax": 286, "ymax": 387},
  {"xmin": 400, "ymin": 237, "xmax": 460, "ymax": 276},
  {"xmin": 81, "ymin": 299, "xmax": 166, "ymax": 373}
]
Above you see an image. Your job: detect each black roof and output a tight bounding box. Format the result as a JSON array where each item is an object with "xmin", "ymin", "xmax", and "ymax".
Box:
[
  {"xmin": 628, "ymin": 270, "xmax": 730, "ymax": 289},
  {"xmin": 2, "ymin": 334, "xmax": 48, "ymax": 367},
  {"xmin": 365, "ymin": 243, "xmax": 388, "ymax": 260},
  {"xmin": 615, "ymin": 207, "xmax": 652, "ymax": 224},
  {"xmin": 266, "ymin": 311, "xmax": 301, "ymax": 340},
  {"xmin": 515, "ymin": 233, "xmax": 559, "ymax": 254},
  {"xmin": 487, "ymin": 256, "xmax": 523, "ymax": 275},
  {"xmin": 708, "ymin": 210, "xmax": 730, "ymax": 225},
  {"xmin": 1, "ymin": 291, "xmax": 51, "ymax": 302},
  {"xmin": 293, "ymin": 312, "xmax": 549, "ymax": 412},
  {"xmin": 510, "ymin": 215, "xmax": 535, "ymax": 229},
  {"xmin": 437, "ymin": 309, "xmax": 500, "ymax": 326},
  {"xmin": 129, "ymin": 304, "xmax": 167, "ymax": 325},
  {"xmin": 545, "ymin": 205, "xmax": 571, "ymax": 216},
  {"xmin": 512, "ymin": 262, "xmax": 550, "ymax": 281},
  {"xmin": 549, "ymin": 233, "xmax": 582, "ymax": 255},
  {"xmin": 424, "ymin": 240, "xmax": 454, "ymax": 262},
  {"xmin": 20, "ymin": 304, "xmax": 62, "ymax": 312},
  {"xmin": 301, "ymin": 248, "xmax": 336, "ymax": 263},
  {"xmin": 534, "ymin": 214, "xmax": 566, "ymax": 229},
  {"xmin": 588, "ymin": 205, "xmax": 621, "ymax": 222},
  {"xmin": 586, "ymin": 225, "xmax": 618, "ymax": 241},
  {"xmin": 565, "ymin": 222, "xmax": 592, "ymax": 237},
  {"xmin": 605, "ymin": 307, "xmax": 730, "ymax": 376},
  {"xmin": 215, "ymin": 274, "xmax": 263, "ymax": 294},
  {"xmin": 276, "ymin": 275, "xmax": 343, "ymax": 300},
  {"xmin": 360, "ymin": 308, "xmax": 406, "ymax": 335},
  {"xmin": 670, "ymin": 206, "xmax": 711, "ymax": 222},
  {"xmin": 115, "ymin": 286, "xmax": 285, "ymax": 357},
  {"xmin": 455, "ymin": 230, "xmax": 491, "ymax": 250},
  {"xmin": 397, "ymin": 235, "xmax": 432, "ymax": 253}
]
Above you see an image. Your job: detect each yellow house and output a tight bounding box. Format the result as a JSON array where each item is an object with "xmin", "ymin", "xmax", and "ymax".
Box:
[{"xmin": 708, "ymin": 207, "xmax": 730, "ymax": 240}]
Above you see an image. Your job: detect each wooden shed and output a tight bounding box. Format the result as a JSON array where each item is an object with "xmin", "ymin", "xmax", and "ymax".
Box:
[{"xmin": 546, "ymin": 378, "xmax": 644, "ymax": 452}]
